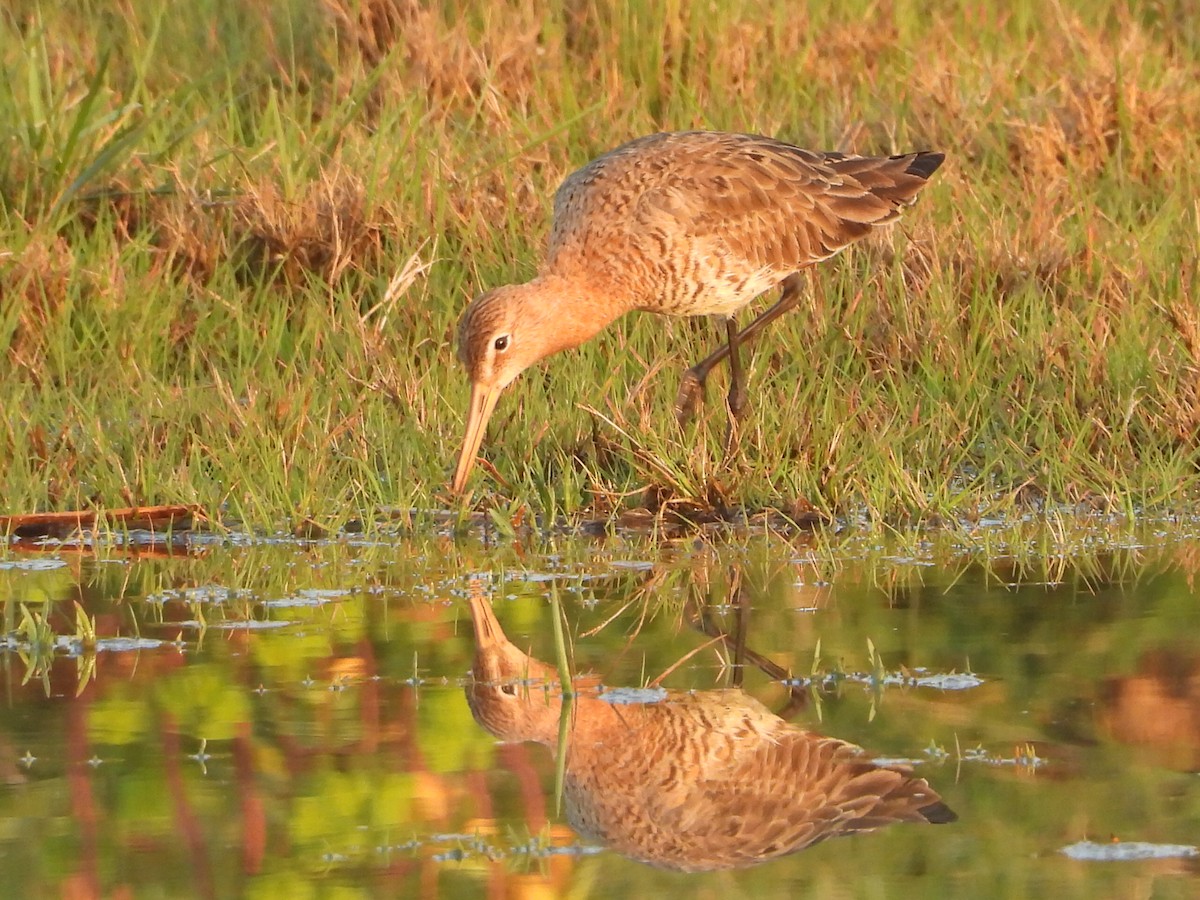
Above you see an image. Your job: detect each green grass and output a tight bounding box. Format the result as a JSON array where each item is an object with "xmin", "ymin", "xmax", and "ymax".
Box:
[{"xmin": 2, "ymin": 0, "xmax": 1199, "ymax": 532}]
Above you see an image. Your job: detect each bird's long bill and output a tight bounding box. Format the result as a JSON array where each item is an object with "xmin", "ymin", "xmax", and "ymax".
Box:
[
  {"xmin": 467, "ymin": 588, "xmax": 504, "ymax": 652},
  {"xmin": 452, "ymin": 380, "xmax": 502, "ymax": 494}
]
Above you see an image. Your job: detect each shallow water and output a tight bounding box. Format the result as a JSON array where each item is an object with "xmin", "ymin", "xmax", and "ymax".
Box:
[{"xmin": 2, "ymin": 525, "xmax": 1200, "ymax": 897}]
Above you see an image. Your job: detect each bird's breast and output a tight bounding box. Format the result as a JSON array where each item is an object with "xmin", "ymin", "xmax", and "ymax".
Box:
[{"xmin": 632, "ymin": 254, "xmax": 786, "ymax": 318}]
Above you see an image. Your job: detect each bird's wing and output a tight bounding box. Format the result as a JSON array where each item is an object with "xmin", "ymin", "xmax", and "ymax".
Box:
[
  {"xmin": 547, "ymin": 132, "xmax": 935, "ymax": 277},
  {"xmin": 658, "ymin": 729, "xmax": 952, "ymax": 866}
]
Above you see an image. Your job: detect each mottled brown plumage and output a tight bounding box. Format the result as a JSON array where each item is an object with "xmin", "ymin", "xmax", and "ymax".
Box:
[
  {"xmin": 453, "ymin": 131, "xmax": 944, "ymax": 493},
  {"xmin": 465, "ymin": 593, "xmax": 955, "ymax": 871}
]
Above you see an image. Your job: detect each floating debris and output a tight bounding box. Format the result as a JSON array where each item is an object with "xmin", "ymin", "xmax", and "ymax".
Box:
[
  {"xmin": 871, "ymin": 757, "xmax": 928, "ymax": 768},
  {"xmin": 96, "ymin": 637, "xmax": 166, "ymax": 652},
  {"xmin": 209, "ymin": 619, "xmax": 293, "ymax": 631},
  {"xmin": 1060, "ymin": 840, "xmax": 1199, "ymax": 861},
  {"xmin": 910, "ymin": 672, "xmax": 985, "ymax": 690},
  {"xmin": 262, "ymin": 588, "xmax": 350, "ymax": 608},
  {"xmin": 0, "ymin": 558, "xmax": 68, "ymax": 571},
  {"xmin": 146, "ymin": 585, "xmax": 255, "ymax": 606},
  {"xmin": 599, "ymin": 686, "xmax": 670, "ymax": 705},
  {"xmin": 781, "ymin": 669, "xmax": 984, "ymax": 692},
  {"xmin": 0, "ymin": 504, "xmax": 204, "ymax": 539},
  {"xmin": 958, "ymin": 745, "xmax": 1046, "ymax": 769}
]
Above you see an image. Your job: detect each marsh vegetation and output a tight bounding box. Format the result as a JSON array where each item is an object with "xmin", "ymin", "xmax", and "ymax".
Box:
[{"xmin": 2, "ymin": 0, "xmax": 1198, "ymax": 531}]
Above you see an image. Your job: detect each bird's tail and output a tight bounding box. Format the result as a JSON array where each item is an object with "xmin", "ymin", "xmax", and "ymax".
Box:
[{"xmin": 828, "ymin": 150, "xmax": 945, "ymax": 208}]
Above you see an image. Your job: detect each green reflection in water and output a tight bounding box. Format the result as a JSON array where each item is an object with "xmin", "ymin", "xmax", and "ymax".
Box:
[{"xmin": 0, "ymin": 529, "xmax": 1198, "ymax": 897}]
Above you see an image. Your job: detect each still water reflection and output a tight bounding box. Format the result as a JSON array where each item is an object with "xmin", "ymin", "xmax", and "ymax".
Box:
[
  {"xmin": 465, "ymin": 587, "xmax": 954, "ymax": 870},
  {"xmin": 0, "ymin": 528, "xmax": 1199, "ymax": 897}
]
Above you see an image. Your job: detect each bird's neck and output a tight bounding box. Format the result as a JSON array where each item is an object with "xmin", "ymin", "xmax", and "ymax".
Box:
[
  {"xmin": 535, "ymin": 681, "xmax": 636, "ymax": 751},
  {"xmin": 523, "ymin": 273, "xmax": 629, "ymax": 360},
  {"xmin": 506, "ymin": 675, "xmax": 623, "ymax": 748}
]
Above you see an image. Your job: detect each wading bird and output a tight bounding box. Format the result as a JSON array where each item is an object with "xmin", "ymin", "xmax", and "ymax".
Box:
[{"xmin": 453, "ymin": 131, "xmax": 944, "ymax": 493}]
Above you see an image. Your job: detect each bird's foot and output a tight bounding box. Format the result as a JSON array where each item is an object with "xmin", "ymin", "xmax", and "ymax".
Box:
[
  {"xmin": 674, "ymin": 369, "xmax": 706, "ymax": 427},
  {"xmin": 721, "ymin": 385, "xmax": 748, "ymax": 460},
  {"xmin": 726, "ymin": 381, "xmax": 749, "ymax": 422}
]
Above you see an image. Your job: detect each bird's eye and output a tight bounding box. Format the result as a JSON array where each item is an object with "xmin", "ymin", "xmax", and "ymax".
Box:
[
  {"xmin": 500, "ymin": 683, "xmax": 518, "ymax": 696},
  {"xmin": 493, "ymin": 335, "xmax": 510, "ymax": 352}
]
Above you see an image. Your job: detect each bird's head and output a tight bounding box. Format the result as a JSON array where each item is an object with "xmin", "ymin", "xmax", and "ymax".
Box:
[
  {"xmin": 451, "ymin": 278, "xmax": 612, "ymax": 493},
  {"xmin": 455, "ymin": 285, "xmax": 548, "ymax": 393},
  {"xmin": 465, "ymin": 591, "xmax": 565, "ymax": 744},
  {"xmin": 452, "ymin": 284, "xmax": 546, "ymax": 493}
]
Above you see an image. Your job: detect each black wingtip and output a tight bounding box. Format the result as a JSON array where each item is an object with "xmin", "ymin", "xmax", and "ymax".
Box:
[
  {"xmin": 919, "ymin": 799, "xmax": 958, "ymax": 824},
  {"xmin": 906, "ymin": 151, "xmax": 946, "ymax": 180}
]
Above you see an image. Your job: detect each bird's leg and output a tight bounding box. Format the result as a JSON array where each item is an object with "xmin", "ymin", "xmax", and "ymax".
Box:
[
  {"xmin": 723, "ymin": 316, "xmax": 746, "ymax": 457},
  {"xmin": 730, "ymin": 567, "xmax": 749, "ymax": 688},
  {"xmin": 674, "ymin": 273, "xmax": 807, "ymax": 426}
]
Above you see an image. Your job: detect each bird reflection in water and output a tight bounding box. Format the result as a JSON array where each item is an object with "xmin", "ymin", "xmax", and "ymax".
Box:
[{"xmin": 464, "ymin": 589, "xmax": 956, "ymax": 872}]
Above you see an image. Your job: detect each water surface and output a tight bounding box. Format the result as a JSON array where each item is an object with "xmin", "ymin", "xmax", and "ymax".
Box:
[{"xmin": 2, "ymin": 525, "xmax": 1200, "ymax": 897}]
